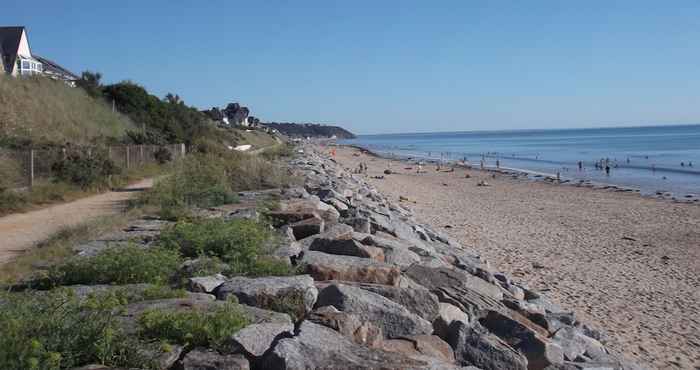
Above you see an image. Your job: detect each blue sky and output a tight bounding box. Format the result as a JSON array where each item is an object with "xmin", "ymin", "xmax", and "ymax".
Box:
[{"xmin": 3, "ymin": 1, "xmax": 700, "ymax": 134}]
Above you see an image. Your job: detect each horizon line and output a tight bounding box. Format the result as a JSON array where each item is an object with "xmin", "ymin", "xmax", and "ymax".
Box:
[{"xmin": 352, "ymin": 122, "xmax": 700, "ymax": 137}]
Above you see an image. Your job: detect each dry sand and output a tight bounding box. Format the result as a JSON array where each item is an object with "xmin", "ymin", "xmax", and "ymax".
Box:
[{"xmin": 332, "ymin": 145, "xmax": 699, "ymax": 370}]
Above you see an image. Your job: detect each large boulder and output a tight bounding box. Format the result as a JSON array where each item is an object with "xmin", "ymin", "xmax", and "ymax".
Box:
[
  {"xmin": 228, "ymin": 305, "xmax": 294, "ymax": 357},
  {"xmin": 308, "ymin": 305, "xmax": 383, "ymax": 348},
  {"xmin": 340, "ymin": 280, "xmax": 441, "ymax": 322},
  {"xmin": 188, "ymin": 274, "xmax": 226, "ymax": 294},
  {"xmin": 287, "ymin": 215, "xmax": 325, "ymax": 240},
  {"xmin": 479, "ymin": 310, "xmax": 564, "ymax": 370},
  {"xmin": 181, "ymin": 348, "xmax": 249, "ymax": 370},
  {"xmin": 551, "ymin": 327, "xmax": 607, "ymax": 362},
  {"xmin": 296, "ymin": 223, "xmax": 354, "ymax": 249},
  {"xmin": 316, "ymin": 283, "xmax": 433, "ymax": 338},
  {"xmin": 301, "ymin": 251, "xmax": 401, "ymax": 285},
  {"xmin": 433, "ymin": 302, "xmax": 470, "ymax": 340},
  {"xmin": 447, "ymin": 321, "xmax": 528, "ymax": 370},
  {"xmin": 309, "ymin": 238, "xmax": 385, "ymax": 262},
  {"xmin": 353, "ymin": 233, "xmax": 422, "ymax": 268},
  {"xmin": 261, "ymin": 321, "xmax": 429, "ymax": 370},
  {"xmin": 405, "ymin": 265, "xmax": 505, "ymax": 319},
  {"xmin": 381, "ymin": 335, "xmax": 456, "ymax": 364},
  {"xmin": 217, "ymin": 275, "xmax": 318, "ymax": 317}
]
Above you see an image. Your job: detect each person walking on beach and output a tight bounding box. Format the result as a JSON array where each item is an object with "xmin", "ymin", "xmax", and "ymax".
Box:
[
  {"xmin": 605, "ymin": 164, "xmax": 610, "ymax": 176},
  {"xmin": 578, "ymin": 161, "xmax": 583, "ymax": 170},
  {"xmin": 496, "ymin": 159, "xmax": 500, "ymax": 169}
]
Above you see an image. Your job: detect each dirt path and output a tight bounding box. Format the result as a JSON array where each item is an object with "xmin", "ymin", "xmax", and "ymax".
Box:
[{"xmin": 0, "ymin": 178, "xmax": 154, "ymax": 264}]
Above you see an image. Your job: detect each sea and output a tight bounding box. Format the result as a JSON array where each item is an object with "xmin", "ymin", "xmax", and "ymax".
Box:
[{"xmin": 339, "ymin": 124, "xmax": 700, "ymax": 198}]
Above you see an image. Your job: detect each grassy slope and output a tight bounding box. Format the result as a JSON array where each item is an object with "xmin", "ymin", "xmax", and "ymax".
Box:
[
  {"xmin": 0, "ymin": 75, "xmax": 135, "ymax": 146},
  {"xmin": 236, "ymin": 129, "xmax": 280, "ymax": 149}
]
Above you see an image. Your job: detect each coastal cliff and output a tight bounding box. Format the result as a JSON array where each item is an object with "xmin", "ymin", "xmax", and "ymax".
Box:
[{"xmin": 263, "ymin": 122, "xmax": 356, "ymax": 139}]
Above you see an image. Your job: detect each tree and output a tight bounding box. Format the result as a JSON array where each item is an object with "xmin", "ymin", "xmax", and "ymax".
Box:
[{"xmin": 76, "ymin": 71, "xmax": 103, "ymax": 98}]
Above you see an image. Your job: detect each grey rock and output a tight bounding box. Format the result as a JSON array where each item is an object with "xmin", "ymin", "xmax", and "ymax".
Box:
[
  {"xmin": 217, "ymin": 275, "xmax": 318, "ymax": 314},
  {"xmin": 296, "ymin": 223, "xmax": 354, "ymax": 249},
  {"xmin": 479, "ymin": 310, "xmax": 563, "ymax": 370},
  {"xmin": 310, "ymin": 237, "xmax": 385, "ymax": 261},
  {"xmin": 225, "ymin": 207, "xmax": 260, "ymax": 222},
  {"xmin": 188, "ymin": 274, "xmax": 226, "ymax": 294},
  {"xmin": 262, "ymin": 320, "xmax": 429, "ymax": 370},
  {"xmin": 288, "ymin": 215, "xmax": 325, "ymax": 240},
  {"xmin": 434, "ymin": 302, "xmax": 470, "ymax": 340},
  {"xmin": 350, "ymin": 217, "xmax": 372, "ymax": 234},
  {"xmin": 348, "ymin": 280, "xmax": 440, "ymax": 322},
  {"xmin": 316, "ymin": 283, "xmax": 433, "ymax": 338},
  {"xmin": 552, "ymin": 327, "xmax": 607, "ymax": 362},
  {"xmin": 182, "ymin": 348, "xmax": 250, "ymax": 369},
  {"xmin": 308, "ymin": 305, "xmax": 383, "ymax": 347},
  {"xmin": 405, "ymin": 265, "xmax": 505, "ymax": 319},
  {"xmin": 382, "ymin": 334, "xmax": 456, "ymax": 364},
  {"xmin": 301, "ymin": 250, "xmax": 401, "ymax": 286},
  {"xmin": 448, "ymin": 321, "xmax": 528, "ymax": 370},
  {"xmin": 355, "ymin": 233, "xmax": 423, "ymax": 268}
]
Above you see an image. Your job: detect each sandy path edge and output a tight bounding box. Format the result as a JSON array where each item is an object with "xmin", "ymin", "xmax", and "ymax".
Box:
[{"xmin": 0, "ymin": 178, "xmax": 154, "ymax": 264}]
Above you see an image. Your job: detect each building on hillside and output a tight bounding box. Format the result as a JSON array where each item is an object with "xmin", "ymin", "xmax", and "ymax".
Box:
[{"xmin": 0, "ymin": 26, "xmax": 78, "ymax": 86}]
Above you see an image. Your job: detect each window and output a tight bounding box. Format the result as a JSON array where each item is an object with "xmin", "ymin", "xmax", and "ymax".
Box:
[{"xmin": 22, "ymin": 60, "xmax": 30, "ymax": 69}]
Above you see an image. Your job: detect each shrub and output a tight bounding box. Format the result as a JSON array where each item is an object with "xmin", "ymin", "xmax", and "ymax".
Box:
[
  {"xmin": 42, "ymin": 245, "xmax": 181, "ymax": 287},
  {"xmin": 51, "ymin": 149, "xmax": 120, "ymax": 189},
  {"xmin": 153, "ymin": 147, "xmax": 173, "ymax": 164},
  {"xmin": 261, "ymin": 143, "xmax": 295, "ymax": 160},
  {"xmin": 0, "ymin": 288, "xmax": 147, "ymax": 370},
  {"xmin": 138, "ymin": 299, "xmax": 249, "ymax": 350},
  {"xmin": 138, "ymin": 154, "xmax": 237, "ymax": 219},
  {"xmin": 159, "ymin": 219, "xmax": 270, "ymax": 265}
]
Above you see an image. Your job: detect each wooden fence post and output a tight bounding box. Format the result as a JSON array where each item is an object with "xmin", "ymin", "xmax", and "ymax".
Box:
[
  {"xmin": 125, "ymin": 146, "xmax": 130, "ymax": 169},
  {"xmin": 181, "ymin": 143, "xmax": 186, "ymax": 158},
  {"xmin": 28, "ymin": 149, "xmax": 35, "ymax": 188}
]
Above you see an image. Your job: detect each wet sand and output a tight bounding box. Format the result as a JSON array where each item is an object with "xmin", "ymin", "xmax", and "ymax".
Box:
[{"xmin": 332, "ymin": 145, "xmax": 700, "ymax": 370}]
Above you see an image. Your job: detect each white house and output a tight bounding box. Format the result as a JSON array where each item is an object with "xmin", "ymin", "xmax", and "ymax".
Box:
[{"xmin": 0, "ymin": 26, "xmax": 78, "ymax": 85}]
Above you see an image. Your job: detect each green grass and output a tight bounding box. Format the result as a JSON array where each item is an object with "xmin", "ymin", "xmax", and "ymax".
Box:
[
  {"xmin": 159, "ymin": 218, "xmax": 296, "ymax": 278},
  {"xmin": 0, "ymin": 288, "xmax": 148, "ymax": 370},
  {"xmin": 0, "ymin": 75, "xmax": 135, "ymax": 147},
  {"xmin": 237, "ymin": 129, "xmax": 279, "ymax": 149},
  {"xmin": 40, "ymin": 245, "xmax": 182, "ymax": 288},
  {"xmin": 138, "ymin": 299, "xmax": 249, "ymax": 350}
]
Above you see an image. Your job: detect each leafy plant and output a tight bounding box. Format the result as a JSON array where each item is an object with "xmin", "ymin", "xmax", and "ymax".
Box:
[
  {"xmin": 153, "ymin": 147, "xmax": 173, "ymax": 164},
  {"xmin": 159, "ymin": 218, "xmax": 270, "ymax": 265},
  {"xmin": 138, "ymin": 299, "xmax": 249, "ymax": 350},
  {"xmin": 0, "ymin": 288, "xmax": 147, "ymax": 369},
  {"xmin": 51, "ymin": 149, "xmax": 120, "ymax": 189},
  {"xmin": 41, "ymin": 245, "xmax": 181, "ymax": 287}
]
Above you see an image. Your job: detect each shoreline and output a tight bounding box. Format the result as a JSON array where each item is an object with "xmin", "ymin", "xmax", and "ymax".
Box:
[
  {"xmin": 336, "ymin": 143, "xmax": 700, "ymax": 205},
  {"xmin": 330, "ymin": 143, "xmax": 700, "ymax": 369}
]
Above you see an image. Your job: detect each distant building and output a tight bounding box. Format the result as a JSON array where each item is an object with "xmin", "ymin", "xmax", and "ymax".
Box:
[{"xmin": 0, "ymin": 26, "xmax": 78, "ymax": 86}]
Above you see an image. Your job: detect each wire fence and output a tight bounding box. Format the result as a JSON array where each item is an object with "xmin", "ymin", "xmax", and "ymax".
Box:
[{"xmin": 0, "ymin": 143, "xmax": 185, "ymax": 189}]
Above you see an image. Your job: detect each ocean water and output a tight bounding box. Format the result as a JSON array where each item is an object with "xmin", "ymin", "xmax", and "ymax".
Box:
[{"xmin": 340, "ymin": 124, "xmax": 700, "ymax": 198}]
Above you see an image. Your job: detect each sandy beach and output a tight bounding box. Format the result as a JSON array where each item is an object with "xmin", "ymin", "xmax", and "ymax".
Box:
[{"xmin": 331, "ymin": 144, "xmax": 700, "ymax": 370}]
